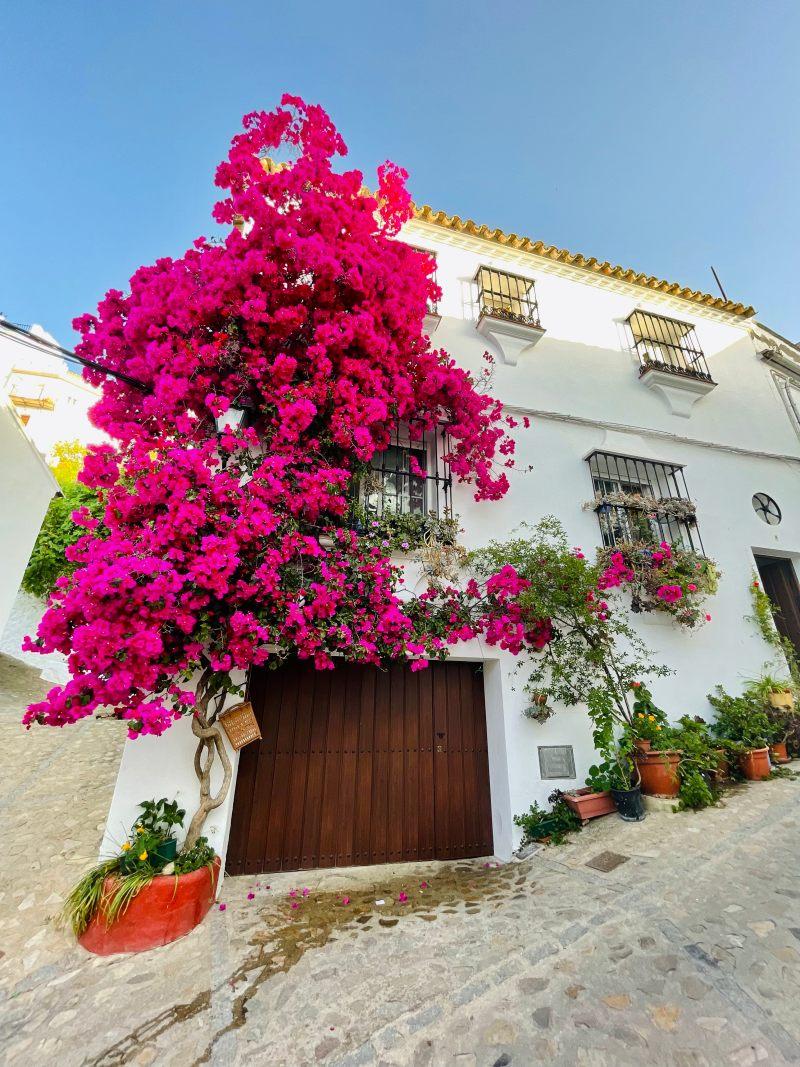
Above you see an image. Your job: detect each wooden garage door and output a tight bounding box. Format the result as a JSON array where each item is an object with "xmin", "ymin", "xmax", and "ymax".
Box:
[{"xmin": 226, "ymin": 660, "xmax": 493, "ymax": 874}]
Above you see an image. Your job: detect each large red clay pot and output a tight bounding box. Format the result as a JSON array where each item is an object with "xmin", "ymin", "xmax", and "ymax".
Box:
[
  {"xmin": 636, "ymin": 750, "xmax": 681, "ymax": 798},
  {"xmin": 769, "ymin": 741, "xmax": 790, "ymax": 764},
  {"xmin": 78, "ymin": 857, "xmax": 220, "ymax": 956},
  {"xmin": 738, "ymin": 747, "xmax": 771, "ymax": 781},
  {"xmin": 562, "ymin": 788, "xmax": 617, "ymax": 824}
]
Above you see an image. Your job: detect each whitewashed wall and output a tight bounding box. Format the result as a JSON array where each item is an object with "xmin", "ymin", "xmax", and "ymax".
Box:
[
  {"xmin": 0, "ymin": 589, "xmax": 69, "ymax": 683},
  {"xmin": 102, "ymin": 220, "xmax": 800, "ymax": 866},
  {"xmin": 0, "ymin": 392, "xmax": 58, "ymax": 639}
]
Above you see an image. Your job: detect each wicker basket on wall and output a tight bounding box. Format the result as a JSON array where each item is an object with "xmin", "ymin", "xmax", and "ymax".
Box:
[{"xmin": 219, "ymin": 701, "xmax": 262, "ymax": 750}]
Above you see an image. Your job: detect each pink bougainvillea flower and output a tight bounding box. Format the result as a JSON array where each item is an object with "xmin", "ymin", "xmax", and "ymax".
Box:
[
  {"xmin": 288, "ymin": 889, "xmax": 298, "ymax": 899},
  {"xmin": 290, "ymin": 902, "xmax": 300, "ymax": 910},
  {"xmin": 420, "ymin": 881, "xmax": 429, "ymax": 889},
  {"xmin": 301, "ymin": 887, "xmax": 310, "ymax": 898},
  {"xmin": 218, "ymin": 903, "xmax": 227, "ymax": 912},
  {"xmin": 247, "ymin": 892, "xmax": 255, "ymax": 900},
  {"xmin": 398, "ymin": 891, "xmax": 409, "ymax": 903},
  {"xmin": 341, "ymin": 896, "xmax": 351, "ymax": 906}
]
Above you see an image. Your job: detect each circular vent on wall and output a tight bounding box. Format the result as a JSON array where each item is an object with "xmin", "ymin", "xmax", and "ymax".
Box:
[{"xmin": 752, "ymin": 493, "xmax": 781, "ymax": 525}]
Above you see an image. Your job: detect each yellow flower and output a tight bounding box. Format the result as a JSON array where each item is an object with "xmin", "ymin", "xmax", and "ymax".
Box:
[
  {"xmin": 138, "ymin": 850, "xmax": 148, "ymax": 861},
  {"xmin": 637, "ymin": 713, "xmax": 644, "ymax": 719},
  {"xmin": 655, "ymin": 725, "xmax": 662, "ymax": 731},
  {"xmin": 136, "ymin": 825, "xmax": 144, "ymax": 834},
  {"xmin": 648, "ymin": 714, "xmax": 655, "ymax": 722},
  {"xmin": 121, "ymin": 842, "xmax": 132, "ymax": 852}
]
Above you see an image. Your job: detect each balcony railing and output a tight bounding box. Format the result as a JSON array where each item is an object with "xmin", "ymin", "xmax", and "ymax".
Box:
[
  {"xmin": 586, "ymin": 450, "xmax": 703, "ymax": 552},
  {"xmin": 626, "ymin": 310, "xmax": 714, "ymax": 383},
  {"xmin": 475, "ymin": 267, "xmax": 541, "ymax": 329}
]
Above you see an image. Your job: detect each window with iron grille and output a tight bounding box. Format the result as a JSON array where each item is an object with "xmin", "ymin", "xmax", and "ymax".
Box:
[
  {"xmin": 625, "ymin": 310, "xmax": 713, "ymax": 383},
  {"xmin": 475, "ymin": 267, "xmax": 541, "ymax": 329},
  {"xmin": 587, "ymin": 450, "xmax": 703, "ymax": 552},
  {"xmin": 362, "ymin": 422, "xmax": 452, "ymax": 520}
]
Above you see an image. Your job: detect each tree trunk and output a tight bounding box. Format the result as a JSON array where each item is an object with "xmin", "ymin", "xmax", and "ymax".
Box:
[{"xmin": 183, "ymin": 669, "xmax": 233, "ymax": 851}]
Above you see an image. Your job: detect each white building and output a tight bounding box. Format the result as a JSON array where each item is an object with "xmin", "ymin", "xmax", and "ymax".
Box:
[
  {"xmin": 0, "ymin": 383, "xmax": 58, "ymax": 643},
  {"xmin": 0, "ymin": 318, "xmax": 106, "ymax": 679},
  {"xmin": 0, "ymin": 317, "xmax": 107, "ymax": 460},
  {"xmin": 102, "ymin": 205, "xmax": 800, "ymax": 874}
]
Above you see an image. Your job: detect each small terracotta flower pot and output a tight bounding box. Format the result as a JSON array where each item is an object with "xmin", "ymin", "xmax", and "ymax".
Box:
[
  {"xmin": 78, "ymin": 857, "xmax": 220, "ymax": 956},
  {"xmin": 562, "ymin": 788, "xmax": 617, "ymax": 824},
  {"xmin": 738, "ymin": 747, "xmax": 771, "ymax": 781},
  {"xmin": 633, "ymin": 739, "xmax": 652, "ymax": 754},
  {"xmin": 636, "ymin": 749, "xmax": 681, "ymax": 797},
  {"xmin": 769, "ymin": 691, "xmax": 794, "ymax": 711},
  {"xmin": 769, "ymin": 741, "xmax": 790, "ymax": 765}
]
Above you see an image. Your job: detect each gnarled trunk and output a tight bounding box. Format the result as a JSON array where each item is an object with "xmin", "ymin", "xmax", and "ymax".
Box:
[{"xmin": 183, "ymin": 668, "xmax": 233, "ymax": 851}]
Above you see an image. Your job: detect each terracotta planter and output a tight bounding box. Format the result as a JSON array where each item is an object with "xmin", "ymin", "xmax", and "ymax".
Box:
[
  {"xmin": 769, "ymin": 741, "xmax": 790, "ymax": 764},
  {"xmin": 769, "ymin": 690, "xmax": 794, "ymax": 711},
  {"xmin": 636, "ymin": 749, "xmax": 681, "ymax": 798},
  {"xmin": 738, "ymin": 747, "xmax": 771, "ymax": 782},
  {"xmin": 563, "ymin": 788, "xmax": 617, "ymax": 824},
  {"xmin": 633, "ymin": 738, "xmax": 652, "ymax": 755},
  {"xmin": 713, "ymin": 749, "xmax": 732, "ymax": 783},
  {"xmin": 78, "ymin": 857, "xmax": 220, "ymax": 956}
]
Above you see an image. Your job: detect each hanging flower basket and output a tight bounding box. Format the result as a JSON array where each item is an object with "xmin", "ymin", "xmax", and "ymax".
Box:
[{"xmin": 219, "ymin": 701, "xmax": 261, "ymax": 750}]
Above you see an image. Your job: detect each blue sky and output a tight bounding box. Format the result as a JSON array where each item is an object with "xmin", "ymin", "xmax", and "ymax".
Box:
[{"xmin": 2, "ymin": 1, "xmax": 799, "ymax": 345}]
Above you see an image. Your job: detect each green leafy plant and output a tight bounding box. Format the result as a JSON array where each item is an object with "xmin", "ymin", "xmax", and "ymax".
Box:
[
  {"xmin": 468, "ymin": 519, "xmax": 670, "ymax": 764},
  {"xmin": 514, "ymin": 794, "xmax": 581, "ymax": 846},
  {"xmin": 707, "ymin": 686, "xmax": 774, "ymax": 748},
  {"xmin": 175, "ymin": 836, "xmax": 216, "ymax": 874},
  {"xmin": 746, "ymin": 574, "xmax": 800, "ymax": 691},
  {"xmin": 675, "ymin": 768, "xmax": 716, "ymax": 812},
  {"xmin": 137, "ymin": 797, "xmax": 186, "ymax": 836},
  {"xmin": 22, "ymin": 481, "xmax": 104, "ymax": 599}
]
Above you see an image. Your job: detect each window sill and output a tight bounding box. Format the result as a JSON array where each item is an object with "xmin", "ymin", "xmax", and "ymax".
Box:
[
  {"xmin": 639, "ymin": 365, "xmax": 717, "ymax": 418},
  {"xmin": 476, "ymin": 312, "xmax": 546, "ymax": 365}
]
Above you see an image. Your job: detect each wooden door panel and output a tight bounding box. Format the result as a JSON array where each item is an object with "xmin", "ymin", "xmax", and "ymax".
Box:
[{"xmin": 227, "ymin": 660, "xmax": 493, "ymax": 874}]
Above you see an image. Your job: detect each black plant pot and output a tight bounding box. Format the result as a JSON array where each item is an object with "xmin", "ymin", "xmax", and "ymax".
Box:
[{"xmin": 611, "ymin": 786, "xmax": 646, "ymax": 822}]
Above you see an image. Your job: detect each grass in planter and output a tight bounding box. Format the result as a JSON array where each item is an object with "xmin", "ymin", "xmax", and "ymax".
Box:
[{"xmin": 60, "ymin": 858, "xmax": 120, "ymax": 937}]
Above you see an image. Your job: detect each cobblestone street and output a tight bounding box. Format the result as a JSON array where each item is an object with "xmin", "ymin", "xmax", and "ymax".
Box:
[{"xmin": 1, "ymin": 652, "xmax": 800, "ymax": 1066}]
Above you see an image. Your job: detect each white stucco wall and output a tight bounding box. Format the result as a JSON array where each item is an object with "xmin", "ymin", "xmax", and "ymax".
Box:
[
  {"xmin": 0, "ymin": 588, "xmax": 69, "ymax": 682},
  {"xmin": 100, "ymin": 678, "xmax": 245, "ymax": 882},
  {"xmin": 101, "ymin": 219, "xmax": 800, "ymax": 868},
  {"xmin": 0, "ymin": 391, "xmax": 58, "ymax": 639}
]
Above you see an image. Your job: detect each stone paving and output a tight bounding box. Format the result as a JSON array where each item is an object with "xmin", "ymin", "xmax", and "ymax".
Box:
[{"xmin": 1, "ymin": 651, "xmax": 800, "ymax": 1066}]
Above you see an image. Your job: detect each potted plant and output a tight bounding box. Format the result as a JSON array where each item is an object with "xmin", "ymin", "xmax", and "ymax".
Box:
[
  {"xmin": 606, "ymin": 741, "xmax": 646, "ymax": 821},
  {"xmin": 745, "ymin": 673, "xmax": 796, "ymax": 712},
  {"xmin": 62, "ymin": 798, "xmax": 220, "ymax": 955},
  {"xmin": 708, "ymin": 687, "xmax": 773, "ymax": 781},
  {"xmin": 514, "ymin": 792, "xmax": 582, "ymax": 846},
  {"xmin": 562, "ymin": 763, "xmax": 618, "ymax": 824},
  {"xmin": 630, "ymin": 687, "xmax": 682, "ymax": 798}
]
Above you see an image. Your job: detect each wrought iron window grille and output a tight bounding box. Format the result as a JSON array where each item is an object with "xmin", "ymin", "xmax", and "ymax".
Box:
[
  {"xmin": 475, "ymin": 267, "xmax": 542, "ymax": 329},
  {"xmin": 586, "ymin": 450, "xmax": 703, "ymax": 552},
  {"xmin": 358, "ymin": 422, "xmax": 452, "ymax": 523},
  {"xmin": 625, "ymin": 310, "xmax": 714, "ymax": 383}
]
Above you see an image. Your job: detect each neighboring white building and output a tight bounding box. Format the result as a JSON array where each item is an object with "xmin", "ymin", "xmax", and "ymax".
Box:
[
  {"xmin": 0, "ymin": 317, "xmax": 107, "ymax": 460},
  {"xmin": 0, "ymin": 385, "xmax": 58, "ymax": 642},
  {"xmin": 0, "ymin": 317, "xmax": 106, "ymax": 680},
  {"xmin": 100, "ymin": 205, "xmax": 800, "ymax": 872}
]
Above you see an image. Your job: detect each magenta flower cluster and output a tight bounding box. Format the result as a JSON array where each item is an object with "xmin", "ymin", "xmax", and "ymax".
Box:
[{"xmin": 22, "ymin": 96, "xmax": 541, "ymax": 738}]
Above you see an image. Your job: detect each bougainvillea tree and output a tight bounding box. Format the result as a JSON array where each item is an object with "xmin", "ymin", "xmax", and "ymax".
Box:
[{"xmin": 23, "ymin": 96, "xmax": 534, "ymax": 845}]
